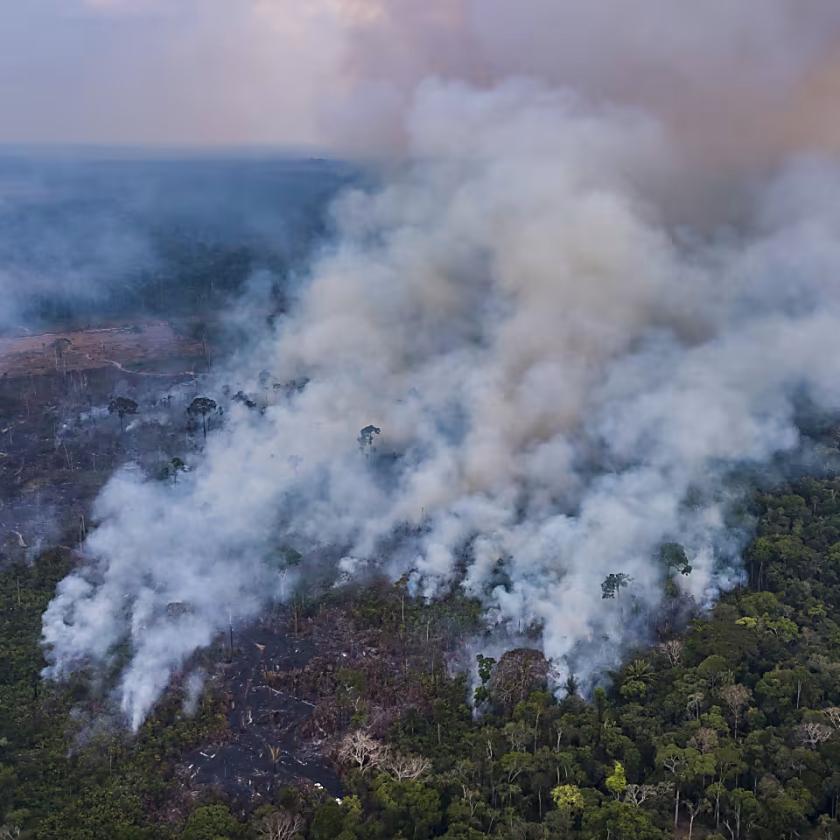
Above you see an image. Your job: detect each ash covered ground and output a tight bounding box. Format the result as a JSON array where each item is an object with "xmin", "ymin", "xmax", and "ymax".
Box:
[
  {"xmin": 0, "ymin": 322, "xmax": 340, "ymax": 803},
  {"xmin": 0, "ymin": 321, "xmax": 473, "ymax": 810},
  {"xmin": 0, "ymin": 321, "xmax": 205, "ymax": 560}
]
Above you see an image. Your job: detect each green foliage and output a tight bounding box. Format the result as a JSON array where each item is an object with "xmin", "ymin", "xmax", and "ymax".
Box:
[
  {"xmin": 601, "ymin": 573, "xmax": 632, "ymax": 599},
  {"xmin": 0, "ymin": 553, "xmax": 227, "ymax": 840},
  {"xmin": 5, "ymin": 478, "xmax": 840, "ymax": 839},
  {"xmin": 309, "ymin": 800, "xmax": 346, "ymax": 840},
  {"xmin": 182, "ymin": 805, "xmax": 243, "ymax": 840},
  {"xmin": 659, "ymin": 542, "xmax": 692, "ymax": 576},
  {"xmin": 324, "ymin": 478, "xmax": 840, "ymax": 840},
  {"xmin": 551, "ymin": 783, "xmax": 584, "ymax": 812},
  {"xmin": 582, "ymin": 801, "xmax": 667, "ymax": 840},
  {"xmin": 473, "ymin": 654, "xmax": 496, "ymax": 705},
  {"xmin": 620, "ymin": 659, "xmax": 653, "ymax": 699},
  {"xmin": 605, "ymin": 761, "xmax": 628, "ymax": 799}
]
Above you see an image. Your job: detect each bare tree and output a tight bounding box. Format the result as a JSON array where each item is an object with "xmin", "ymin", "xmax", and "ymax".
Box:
[
  {"xmin": 108, "ymin": 397, "xmax": 138, "ymax": 432},
  {"xmin": 258, "ymin": 810, "xmax": 304, "ymax": 840},
  {"xmin": 624, "ymin": 784, "xmax": 658, "ymax": 807},
  {"xmin": 686, "ymin": 691, "xmax": 705, "ymax": 720},
  {"xmin": 51, "ymin": 337, "xmax": 72, "ymax": 374},
  {"xmin": 265, "ymin": 743, "xmax": 283, "ymax": 768},
  {"xmin": 720, "ymin": 683, "xmax": 751, "ymax": 740},
  {"xmin": 337, "ymin": 729, "xmax": 388, "ymax": 774},
  {"xmin": 689, "ymin": 727, "xmax": 719, "ymax": 754},
  {"xmin": 661, "ymin": 750, "xmax": 688, "ymax": 829},
  {"xmin": 685, "ymin": 799, "xmax": 709, "ymax": 840},
  {"xmin": 489, "ymin": 648, "xmax": 550, "ymax": 711},
  {"xmin": 383, "ymin": 751, "xmax": 431, "ymax": 781},
  {"xmin": 187, "ymin": 396, "xmax": 218, "ymax": 440},
  {"xmin": 659, "ymin": 639, "xmax": 684, "ymax": 667},
  {"xmin": 823, "ymin": 706, "xmax": 840, "ymax": 731},
  {"xmin": 796, "ymin": 722, "xmax": 833, "ymax": 749}
]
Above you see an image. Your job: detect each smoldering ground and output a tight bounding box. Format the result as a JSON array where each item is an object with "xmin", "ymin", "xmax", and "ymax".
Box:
[{"xmin": 31, "ymin": 2, "xmax": 840, "ymax": 729}]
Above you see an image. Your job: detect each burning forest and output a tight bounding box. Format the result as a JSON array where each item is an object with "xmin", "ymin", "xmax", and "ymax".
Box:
[{"xmin": 2, "ymin": 2, "xmax": 840, "ymax": 839}]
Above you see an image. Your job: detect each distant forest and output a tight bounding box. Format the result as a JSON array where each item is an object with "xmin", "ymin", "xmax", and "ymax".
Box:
[{"xmin": 0, "ymin": 153, "xmax": 355, "ymax": 330}]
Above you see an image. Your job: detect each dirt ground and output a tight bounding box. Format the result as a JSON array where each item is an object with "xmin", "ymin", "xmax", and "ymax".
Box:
[
  {"xmin": 0, "ymin": 320, "xmax": 205, "ymax": 558},
  {"xmin": 0, "ymin": 320, "xmax": 206, "ymax": 379}
]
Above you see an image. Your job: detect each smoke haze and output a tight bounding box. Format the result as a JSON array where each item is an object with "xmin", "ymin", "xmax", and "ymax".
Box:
[
  {"xmin": 27, "ymin": 3, "xmax": 840, "ymax": 727},
  {"xmin": 4, "ymin": 1, "xmax": 840, "ymax": 162},
  {"xmin": 0, "ymin": 152, "xmax": 349, "ymax": 330}
]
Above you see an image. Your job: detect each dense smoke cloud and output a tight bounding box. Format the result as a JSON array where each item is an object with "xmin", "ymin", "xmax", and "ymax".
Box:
[
  {"xmin": 331, "ymin": 0, "xmax": 840, "ymax": 161},
  {"xmin": 37, "ymin": 3, "xmax": 840, "ymax": 728},
  {"xmin": 44, "ymin": 101, "xmax": 840, "ymax": 726}
]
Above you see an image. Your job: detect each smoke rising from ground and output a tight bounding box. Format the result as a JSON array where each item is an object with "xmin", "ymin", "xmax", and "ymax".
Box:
[
  {"xmin": 36, "ymin": 5, "xmax": 840, "ymax": 727},
  {"xmin": 43, "ymin": 102, "xmax": 840, "ymax": 725}
]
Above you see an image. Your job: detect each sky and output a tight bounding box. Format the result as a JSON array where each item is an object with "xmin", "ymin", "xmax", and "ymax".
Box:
[
  {"xmin": 0, "ymin": 0, "xmax": 351, "ymax": 148},
  {"xmin": 3, "ymin": 0, "xmax": 840, "ymax": 158}
]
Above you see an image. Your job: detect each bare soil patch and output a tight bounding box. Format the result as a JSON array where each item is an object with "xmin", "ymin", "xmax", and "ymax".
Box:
[{"xmin": 0, "ymin": 320, "xmax": 205, "ymax": 379}]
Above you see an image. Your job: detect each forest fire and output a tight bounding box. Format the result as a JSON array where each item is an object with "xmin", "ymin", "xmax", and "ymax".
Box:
[{"xmin": 2, "ymin": 1, "xmax": 840, "ymax": 837}]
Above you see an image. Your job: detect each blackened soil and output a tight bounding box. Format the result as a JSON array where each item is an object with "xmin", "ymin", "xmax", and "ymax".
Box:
[
  {"xmin": 0, "ymin": 324, "xmax": 341, "ymax": 805},
  {"xmin": 182, "ymin": 617, "xmax": 341, "ymax": 804}
]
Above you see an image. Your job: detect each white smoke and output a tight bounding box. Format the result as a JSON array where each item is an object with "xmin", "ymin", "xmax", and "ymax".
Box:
[{"xmin": 40, "ymin": 6, "xmax": 840, "ymax": 728}]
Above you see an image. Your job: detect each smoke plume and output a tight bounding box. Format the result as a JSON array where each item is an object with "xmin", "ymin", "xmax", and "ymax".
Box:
[{"xmin": 39, "ymin": 3, "xmax": 840, "ymax": 728}]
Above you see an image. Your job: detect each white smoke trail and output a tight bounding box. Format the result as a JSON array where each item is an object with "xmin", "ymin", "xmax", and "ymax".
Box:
[
  {"xmin": 39, "ymin": 6, "xmax": 840, "ymax": 728},
  {"xmin": 42, "ymin": 94, "xmax": 840, "ymax": 724}
]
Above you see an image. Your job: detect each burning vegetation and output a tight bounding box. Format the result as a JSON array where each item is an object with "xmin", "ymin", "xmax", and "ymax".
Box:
[{"xmin": 2, "ymin": 1, "xmax": 840, "ymax": 838}]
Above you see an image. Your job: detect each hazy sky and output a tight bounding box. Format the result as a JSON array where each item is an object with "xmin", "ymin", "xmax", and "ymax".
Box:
[
  {"xmin": 0, "ymin": 0, "xmax": 351, "ymax": 147},
  {"xmin": 2, "ymin": 0, "xmax": 840, "ymax": 155}
]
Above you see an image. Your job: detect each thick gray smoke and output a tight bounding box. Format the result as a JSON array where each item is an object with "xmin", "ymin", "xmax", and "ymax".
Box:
[{"xmin": 40, "ymin": 4, "xmax": 840, "ymax": 729}]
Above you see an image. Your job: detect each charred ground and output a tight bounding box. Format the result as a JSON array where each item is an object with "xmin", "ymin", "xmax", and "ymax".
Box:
[
  {"xmin": 1, "ymin": 324, "xmax": 840, "ymax": 840},
  {"xmin": 0, "ymin": 320, "xmax": 481, "ymax": 835}
]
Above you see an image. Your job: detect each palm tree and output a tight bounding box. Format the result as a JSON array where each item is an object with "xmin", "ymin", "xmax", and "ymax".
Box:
[{"xmin": 187, "ymin": 397, "xmax": 217, "ymax": 440}]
